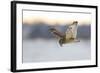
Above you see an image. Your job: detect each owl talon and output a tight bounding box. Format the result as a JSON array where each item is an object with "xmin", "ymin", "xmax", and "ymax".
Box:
[{"xmin": 60, "ymin": 43, "xmax": 62, "ymax": 47}]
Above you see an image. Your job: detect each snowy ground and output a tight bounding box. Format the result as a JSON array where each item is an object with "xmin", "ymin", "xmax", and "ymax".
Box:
[{"xmin": 23, "ymin": 39, "xmax": 91, "ymax": 63}]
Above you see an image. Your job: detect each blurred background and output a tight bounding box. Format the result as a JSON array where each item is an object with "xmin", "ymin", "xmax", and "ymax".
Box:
[
  {"xmin": 23, "ymin": 22, "xmax": 91, "ymax": 40},
  {"xmin": 22, "ymin": 11, "xmax": 91, "ymax": 63}
]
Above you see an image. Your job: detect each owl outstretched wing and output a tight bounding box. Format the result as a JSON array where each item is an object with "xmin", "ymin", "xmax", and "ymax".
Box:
[
  {"xmin": 65, "ymin": 21, "xmax": 78, "ymax": 39},
  {"xmin": 49, "ymin": 28, "xmax": 64, "ymax": 38}
]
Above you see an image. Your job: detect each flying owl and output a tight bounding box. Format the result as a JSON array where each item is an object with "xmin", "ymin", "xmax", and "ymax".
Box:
[{"xmin": 49, "ymin": 21, "xmax": 80, "ymax": 46}]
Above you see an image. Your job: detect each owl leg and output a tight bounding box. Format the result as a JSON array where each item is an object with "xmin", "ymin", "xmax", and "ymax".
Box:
[
  {"xmin": 60, "ymin": 43, "xmax": 62, "ymax": 47},
  {"xmin": 59, "ymin": 39, "xmax": 63, "ymax": 47}
]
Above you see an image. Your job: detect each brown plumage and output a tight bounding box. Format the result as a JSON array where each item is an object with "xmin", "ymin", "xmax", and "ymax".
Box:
[{"xmin": 49, "ymin": 28, "xmax": 64, "ymax": 38}]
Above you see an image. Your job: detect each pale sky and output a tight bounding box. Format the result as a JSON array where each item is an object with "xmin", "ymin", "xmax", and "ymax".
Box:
[{"xmin": 23, "ymin": 10, "xmax": 91, "ymax": 25}]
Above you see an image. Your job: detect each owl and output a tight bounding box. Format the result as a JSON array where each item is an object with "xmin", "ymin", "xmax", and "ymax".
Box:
[{"xmin": 49, "ymin": 21, "xmax": 80, "ymax": 46}]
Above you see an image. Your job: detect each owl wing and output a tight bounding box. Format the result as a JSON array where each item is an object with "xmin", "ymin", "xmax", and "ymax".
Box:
[
  {"xmin": 49, "ymin": 28, "xmax": 64, "ymax": 38},
  {"xmin": 65, "ymin": 22, "xmax": 78, "ymax": 39}
]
